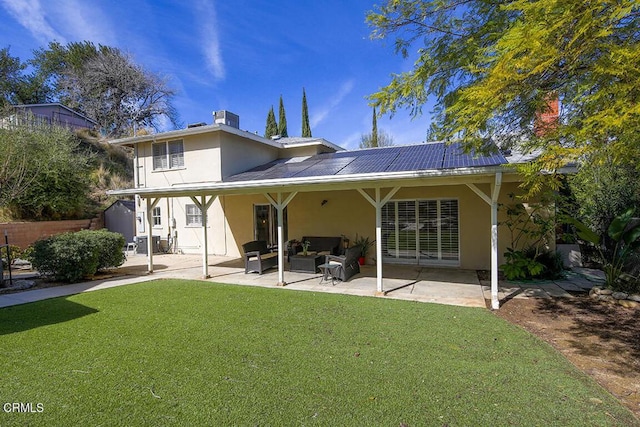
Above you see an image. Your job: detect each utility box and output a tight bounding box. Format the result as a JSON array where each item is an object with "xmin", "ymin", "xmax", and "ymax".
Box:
[{"xmin": 136, "ymin": 236, "xmax": 161, "ymax": 254}]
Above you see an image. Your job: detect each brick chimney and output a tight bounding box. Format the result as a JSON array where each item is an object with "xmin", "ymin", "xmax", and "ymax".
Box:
[{"xmin": 534, "ymin": 94, "xmax": 559, "ymax": 136}]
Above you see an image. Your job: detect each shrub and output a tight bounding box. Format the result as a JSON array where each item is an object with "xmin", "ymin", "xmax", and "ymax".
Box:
[
  {"xmin": 1, "ymin": 245, "xmax": 23, "ymax": 263},
  {"xmin": 501, "ymin": 247, "xmax": 564, "ymax": 281},
  {"xmin": 29, "ymin": 230, "xmax": 125, "ymax": 282},
  {"xmin": 75, "ymin": 229, "xmax": 125, "ymax": 271}
]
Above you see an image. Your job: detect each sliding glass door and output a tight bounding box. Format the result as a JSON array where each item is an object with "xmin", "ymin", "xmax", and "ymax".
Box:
[
  {"xmin": 382, "ymin": 199, "xmax": 459, "ymax": 265},
  {"xmin": 254, "ymin": 204, "xmax": 287, "ymax": 247}
]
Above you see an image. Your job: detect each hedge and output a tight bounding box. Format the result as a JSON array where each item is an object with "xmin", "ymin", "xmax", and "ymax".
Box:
[{"xmin": 29, "ymin": 230, "xmax": 125, "ymax": 283}]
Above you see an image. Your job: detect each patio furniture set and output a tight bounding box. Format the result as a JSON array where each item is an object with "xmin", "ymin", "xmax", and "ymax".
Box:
[{"xmin": 242, "ymin": 236, "xmax": 361, "ymax": 284}]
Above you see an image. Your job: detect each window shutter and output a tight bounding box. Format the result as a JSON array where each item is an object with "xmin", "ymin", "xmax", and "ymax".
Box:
[
  {"xmin": 153, "ymin": 143, "xmax": 168, "ymax": 170},
  {"xmin": 168, "ymin": 140, "xmax": 184, "ymax": 168}
]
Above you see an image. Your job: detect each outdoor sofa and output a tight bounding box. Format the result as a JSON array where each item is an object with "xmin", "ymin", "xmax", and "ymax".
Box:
[{"xmin": 242, "ymin": 240, "xmax": 277, "ymax": 274}]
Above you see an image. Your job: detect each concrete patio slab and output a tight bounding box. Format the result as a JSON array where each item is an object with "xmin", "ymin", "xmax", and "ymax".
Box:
[{"xmin": 0, "ymin": 253, "xmax": 608, "ymax": 310}]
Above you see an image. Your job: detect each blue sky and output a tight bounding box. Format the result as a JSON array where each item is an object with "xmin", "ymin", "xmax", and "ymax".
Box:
[{"xmin": 0, "ymin": 0, "xmax": 432, "ymax": 149}]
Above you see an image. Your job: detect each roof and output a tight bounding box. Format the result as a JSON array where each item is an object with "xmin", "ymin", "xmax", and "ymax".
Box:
[
  {"xmin": 225, "ymin": 142, "xmax": 507, "ymax": 182},
  {"xmin": 105, "ymin": 199, "xmax": 136, "ymax": 212},
  {"xmin": 108, "ymin": 141, "xmax": 513, "ymax": 199},
  {"xmin": 275, "ymin": 136, "xmax": 345, "ymax": 152},
  {"xmin": 109, "ymin": 124, "xmax": 346, "ymax": 152},
  {"xmin": 13, "ymin": 103, "xmax": 98, "ymax": 125}
]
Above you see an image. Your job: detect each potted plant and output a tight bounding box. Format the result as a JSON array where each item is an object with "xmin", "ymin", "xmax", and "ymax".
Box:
[
  {"xmin": 353, "ymin": 234, "xmax": 374, "ymax": 265},
  {"xmin": 301, "ymin": 240, "xmax": 311, "ymax": 256}
]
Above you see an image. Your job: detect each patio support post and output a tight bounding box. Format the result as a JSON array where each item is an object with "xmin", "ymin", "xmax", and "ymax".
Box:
[
  {"xmin": 265, "ymin": 192, "xmax": 298, "ymax": 286},
  {"xmin": 190, "ymin": 195, "xmax": 217, "ymax": 278},
  {"xmin": 145, "ymin": 197, "xmax": 161, "ymax": 273},
  {"xmin": 490, "ymin": 172, "xmax": 502, "ymax": 310},
  {"xmin": 375, "ymin": 188, "xmax": 383, "ymax": 294},
  {"xmin": 357, "ymin": 187, "xmax": 400, "ymax": 295}
]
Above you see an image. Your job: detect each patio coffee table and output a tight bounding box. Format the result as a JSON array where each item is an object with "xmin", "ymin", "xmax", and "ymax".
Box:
[{"xmin": 289, "ymin": 254, "xmax": 323, "ymax": 273}]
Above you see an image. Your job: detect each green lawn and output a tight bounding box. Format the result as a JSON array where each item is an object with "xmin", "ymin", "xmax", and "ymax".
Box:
[{"xmin": 0, "ymin": 280, "xmax": 636, "ymax": 426}]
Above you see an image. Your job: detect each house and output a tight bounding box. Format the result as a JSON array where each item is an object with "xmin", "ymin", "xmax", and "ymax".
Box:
[
  {"xmin": 2, "ymin": 103, "xmax": 98, "ymax": 130},
  {"xmin": 108, "ymin": 110, "xmax": 534, "ymax": 309}
]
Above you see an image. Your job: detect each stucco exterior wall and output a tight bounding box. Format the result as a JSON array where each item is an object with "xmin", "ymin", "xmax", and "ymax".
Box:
[
  {"xmin": 217, "ymin": 181, "xmax": 528, "ymax": 270},
  {"xmin": 220, "ymin": 135, "xmax": 279, "ymax": 178}
]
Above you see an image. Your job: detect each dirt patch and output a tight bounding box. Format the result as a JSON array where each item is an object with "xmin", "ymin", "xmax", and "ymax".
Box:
[{"xmin": 494, "ymin": 296, "xmax": 640, "ymax": 419}]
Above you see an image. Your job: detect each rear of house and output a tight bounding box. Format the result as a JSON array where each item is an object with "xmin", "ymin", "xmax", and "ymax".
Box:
[{"xmin": 109, "ymin": 111, "xmax": 528, "ymax": 271}]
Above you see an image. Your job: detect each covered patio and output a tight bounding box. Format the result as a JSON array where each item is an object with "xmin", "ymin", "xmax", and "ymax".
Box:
[
  {"xmin": 109, "ymin": 143, "xmax": 524, "ymax": 309},
  {"xmin": 117, "ymin": 253, "xmax": 488, "ymax": 307}
]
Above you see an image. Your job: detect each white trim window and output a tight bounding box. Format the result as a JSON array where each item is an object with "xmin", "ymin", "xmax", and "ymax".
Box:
[
  {"xmin": 186, "ymin": 204, "xmax": 202, "ymax": 226},
  {"xmin": 153, "ymin": 139, "xmax": 184, "ymax": 170},
  {"xmin": 152, "ymin": 206, "xmax": 162, "ymax": 227},
  {"xmin": 382, "ymin": 198, "xmax": 459, "ymax": 265}
]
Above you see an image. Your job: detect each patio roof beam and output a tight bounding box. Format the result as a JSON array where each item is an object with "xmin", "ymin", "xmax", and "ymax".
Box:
[
  {"xmin": 465, "ymin": 183, "xmax": 492, "ymax": 206},
  {"xmin": 357, "ymin": 187, "xmax": 401, "ymax": 294},
  {"xmin": 190, "ymin": 195, "xmax": 217, "ymax": 278},
  {"xmin": 264, "ymin": 192, "xmax": 298, "ymax": 286},
  {"xmin": 145, "ymin": 197, "xmax": 161, "ymax": 273}
]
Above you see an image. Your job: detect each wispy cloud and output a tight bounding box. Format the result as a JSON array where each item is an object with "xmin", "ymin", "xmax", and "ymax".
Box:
[
  {"xmin": 194, "ymin": 0, "xmax": 225, "ymax": 81},
  {"xmin": 311, "ymin": 79, "xmax": 355, "ymax": 128},
  {"xmin": 53, "ymin": 1, "xmax": 115, "ymax": 45},
  {"xmin": 1, "ymin": 0, "xmax": 64, "ymax": 44}
]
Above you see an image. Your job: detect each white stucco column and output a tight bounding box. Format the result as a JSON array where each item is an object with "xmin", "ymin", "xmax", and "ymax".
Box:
[
  {"xmin": 490, "ymin": 172, "xmax": 502, "ymax": 310},
  {"xmin": 145, "ymin": 198, "xmax": 160, "ymax": 273},
  {"xmin": 265, "ymin": 192, "xmax": 298, "ymax": 286},
  {"xmin": 375, "ymin": 188, "xmax": 384, "ymax": 294},
  {"xmin": 466, "ymin": 171, "xmax": 502, "ymax": 309},
  {"xmin": 357, "ymin": 187, "xmax": 400, "ymax": 295},
  {"xmin": 190, "ymin": 195, "xmax": 217, "ymax": 279}
]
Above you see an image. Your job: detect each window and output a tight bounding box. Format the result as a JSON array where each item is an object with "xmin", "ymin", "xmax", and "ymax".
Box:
[
  {"xmin": 152, "ymin": 207, "xmax": 162, "ymax": 227},
  {"xmin": 153, "ymin": 139, "xmax": 184, "ymax": 170},
  {"xmin": 382, "ymin": 199, "xmax": 459, "ymax": 265},
  {"xmin": 186, "ymin": 204, "xmax": 202, "ymax": 226}
]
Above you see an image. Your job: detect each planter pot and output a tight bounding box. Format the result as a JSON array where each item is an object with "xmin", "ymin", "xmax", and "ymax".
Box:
[{"xmin": 358, "ymin": 256, "xmax": 365, "ymax": 266}]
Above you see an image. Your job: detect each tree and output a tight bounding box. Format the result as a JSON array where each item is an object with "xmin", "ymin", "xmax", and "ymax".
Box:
[
  {"xmin": 568, "ymin": 154, "xmax": 640, "ymax": 238},
  {"xmin": 301, "ymin": 88, "xmax": 312, "ymax": 137},
  {"xmin": 278, "ymin": 95, "xmax": 288, "ymax": 137},
  {"xmin": 29, "ymin": 41, "xmax": 180, "ymax": 137},
  {"xmin": 359, "ymin": 107, "xmax": 394, "ymax": 148},
  {"xmin": 0, "ymin": 117, "xmax": 93, "ymax": 220},
  {"xmin": 367, "ymin": 1, "xmax": 640, "ymax": 189},
  {"xmin": 0, "ymin": 47, "xmax": 25, "ymax": 107},
  {"xmin": 264, "ymin": 106, "xmax": 278, "ymax": 139}
]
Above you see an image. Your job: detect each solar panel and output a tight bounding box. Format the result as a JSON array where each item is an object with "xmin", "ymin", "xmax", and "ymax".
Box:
[
  {"xmin": 386, "ymin": 143, "xmax": 446, "ymax": 172},
  {"xmin": 337, "ymin": 152, "xmax": 400, "ymax": 175},
  {"xmin": 442, "ymin": 143, "xmax": 506, "ymax": 169},
  {"xmin": 223, "ymin": 142, "xmax": 507, "ymax": 183},
  {"xmin": 294, "ymin": 157, "xmax": 356, "ymax": 177}
]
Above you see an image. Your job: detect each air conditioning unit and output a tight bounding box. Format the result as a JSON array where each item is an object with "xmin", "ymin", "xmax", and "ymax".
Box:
[{"xmin": 213, "ymin": 110, "xmax": 240, "ymax": 129}]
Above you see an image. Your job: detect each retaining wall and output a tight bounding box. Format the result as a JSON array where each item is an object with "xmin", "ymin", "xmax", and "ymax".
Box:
[{"xmin": 0, "ymin": 215, "xmax": 104, "ymax": 249}]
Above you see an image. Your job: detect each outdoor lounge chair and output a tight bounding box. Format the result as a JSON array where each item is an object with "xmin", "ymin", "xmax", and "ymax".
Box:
[
  {"xmin": 242, "ymin": 240, "xmax": 278, "ymax": 274},
  {"xmin": 324, "ymin": 246, "xmax": 360, "ymax": 282}
]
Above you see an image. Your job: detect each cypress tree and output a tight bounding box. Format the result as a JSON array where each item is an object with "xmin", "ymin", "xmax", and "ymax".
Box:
[
  {"xmin": 278, "ymin": 95, "xmax": 288, "ymax": 137},
  {"xmin": 301, "ymin": 88, "xmax": 312, "ymax": 137},
  {"xmin": 264, "ymin": 106, "xmax": 278, "ymax": 139},
  {"xmin": 372, "ymin": 107, "xmax": 378, "ymax": 147}
]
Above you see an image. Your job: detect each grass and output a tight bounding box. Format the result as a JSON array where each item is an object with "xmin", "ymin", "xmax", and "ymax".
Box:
[{"xmin": 0, "ymin": 279, "xmax": 636, "ymax": 426}]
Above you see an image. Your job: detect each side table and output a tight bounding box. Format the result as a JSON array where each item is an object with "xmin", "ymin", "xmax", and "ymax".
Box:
[{"xmin": 318, "ymin": 262, "xmax": 341, "ymax": 285}]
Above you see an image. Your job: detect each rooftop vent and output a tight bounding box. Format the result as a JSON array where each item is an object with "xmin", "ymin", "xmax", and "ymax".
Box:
[
  {"xmin": 187, "ymin": 122, "xmax": 207, "ymax": 128},
  {"xmin": 213, "ymin": 110, "xmax": 240, "ymax": 129}
]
